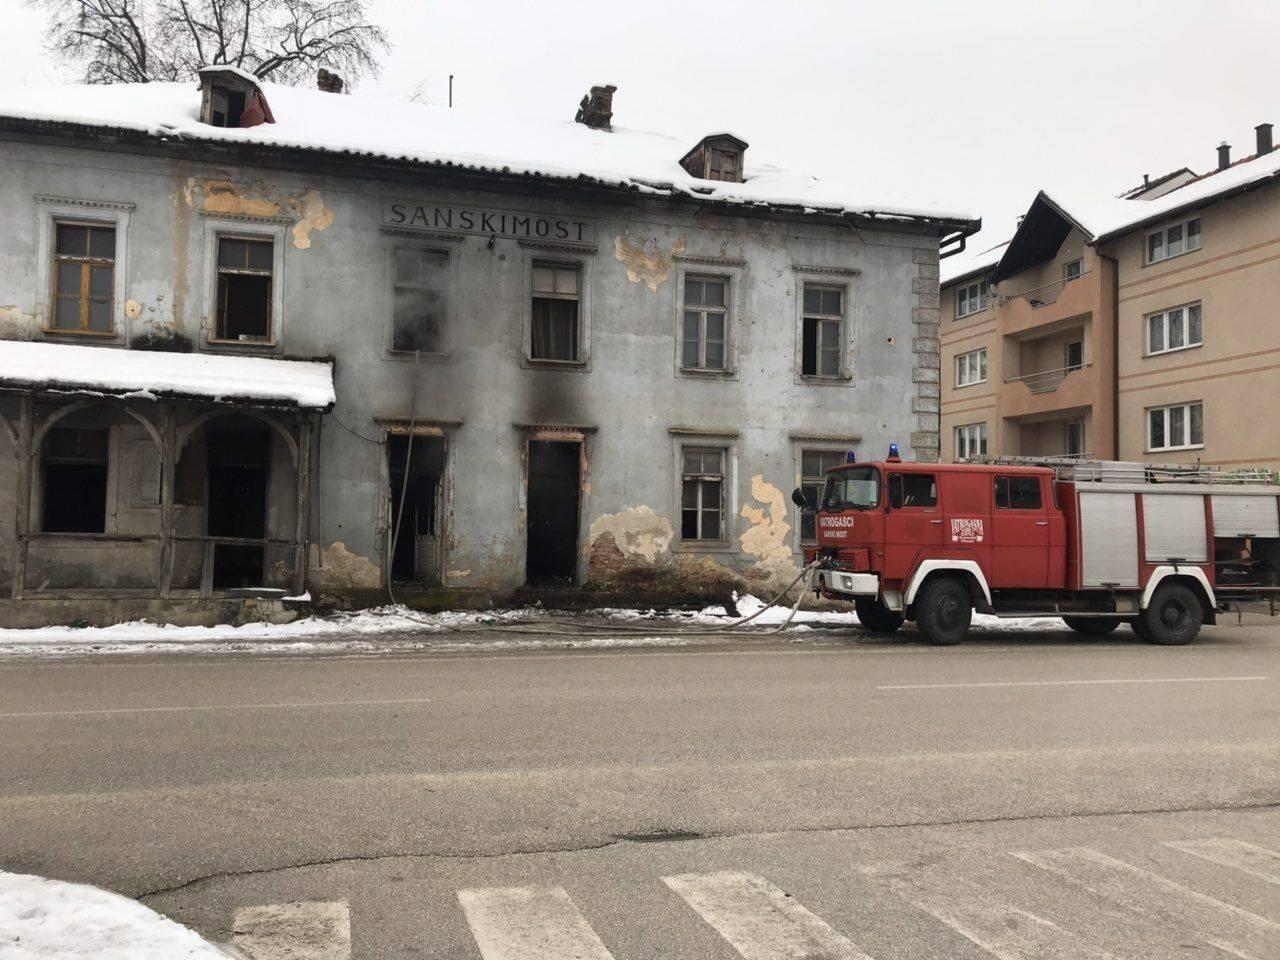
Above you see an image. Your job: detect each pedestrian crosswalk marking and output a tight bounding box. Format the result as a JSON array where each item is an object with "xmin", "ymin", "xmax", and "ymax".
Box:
[
  {"xmin": 884, "ymin": 872, "xmax": 1119, "ymax": 960},
  {"xmin": 1012, "ymin": 846, "xmax": 1280, "ymax": 960},
  {"xmin": 458, "ymin": 885, "xmax": 616, "ymax": 960},
  {"xmin": 662, "ymin": 870, "xmax": 876, "ymax": 960},
  {"xmin": 231, "ymin": 900, "xmax": 351, "ymax": 960},
  {"xmin": 1166, "ymin": 839, "xmax": 1280, "ymax": 886}
]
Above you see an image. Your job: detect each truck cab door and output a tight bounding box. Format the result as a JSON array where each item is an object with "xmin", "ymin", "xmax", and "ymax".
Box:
[
  {"xmin": 990, "ymin": 475, "xmax": 1049, "ymax": 589},
  {"xmin": 884, "ymin": 471, "xmax": 944, "ymax": 579}
]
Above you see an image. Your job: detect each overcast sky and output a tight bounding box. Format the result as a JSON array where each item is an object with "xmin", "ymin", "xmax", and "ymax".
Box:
[{"xmin": 3, "ymin": 0, "xmax": 1278, "ymax": 247}]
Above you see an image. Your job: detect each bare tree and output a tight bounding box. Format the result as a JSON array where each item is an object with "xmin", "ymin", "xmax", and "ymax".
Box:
[{"xmin": 35, "ymin": 0, "xmax": 388, "ymax": 85}]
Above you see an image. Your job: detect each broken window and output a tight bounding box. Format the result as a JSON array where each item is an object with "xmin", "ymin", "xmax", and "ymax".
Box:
[
  {"xmin": 215, "ymin": 237, "xmax": 274, "ymax": 342},
  {"xmin": 801, "ymin": 283, "xmax": 844, "ymax": 377},
  {"xmin": 51, "ymin": 222, "xmax": 115, "ymax": 333},
  {"xmin": 391, "ymin": 247, "xmax": 448, "ymax": 353},
  {"xmin": 682, "ymin": 276, "xmax": 728, "ymax": 370},
  {"xmin": 708, "ymin": 148, "xmax": 740, "ymax": 182},
  {"xmin": 41, "ymin": 427, "xmax": 109, "ymax": 533},
  {"xmin": 531, "ymin": 262, "xmax": 580, "ymax": 361},
  {"xmin": 800, "ymin": 450, "xmax": 846, "ymax": 543},
  {"xmin": 209, "ymin": 85, "xmax": 248, "ymax": 127},
  {"xmin": 681, "ymin": 447, "xmax": 725, "ymax": 542}
]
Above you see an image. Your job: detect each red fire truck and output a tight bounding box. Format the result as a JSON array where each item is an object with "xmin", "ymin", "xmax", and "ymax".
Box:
[{"xmin": 794, "ymin": 449, "xmax": 1280, "ymax": 645}]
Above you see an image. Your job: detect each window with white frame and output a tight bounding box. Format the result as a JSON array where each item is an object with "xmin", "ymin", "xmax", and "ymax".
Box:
[
  {"xmin": 1065, "ymin": 339, "xmax": 1084, "ymax": 371},
  {"xmin": 956, "ymin": 280, "xmax": 988, "ymax": 318},
  {"xmin": 680, "ymin": 447, "xmax": 726, "ymax": 542},
  {"xmin": 801, "ymin": 283, "xmax": 844, "ymax": 377},
  {"xmin": 1146, "ymin": 217, "xmax": 1202, "ymax": 264},
  {"xmin": 955, "ymin": 422, "xmax": 987, "ymax": 460},
  {"xmin": 1064, "ymin": 259, "xmax": 1082, "ymax": 282},
  {"xmin": 798, "ymin": 449, "xmax": 846, "ymax": 542},
  {"xmin": 682, "ymin": 275, "xmax": 728, "ymax": 370},
  {"xmin": 1148, "ymin": 401, "xmax": 1203, "ymax": 451},
  {"xmin": 530, "ymin": 261, "xmax": 581, "ymax": 362},
  {"xmin": 1146, "ymin": 302, "xmax": 1203, "ymax": 355},
  {"xmin": 955, "ymin": 347, "xmax": 987, "ymax": 387},
  {"xmin": 391, "ymin": 246, "xmax": 448, "ymax": 353}
]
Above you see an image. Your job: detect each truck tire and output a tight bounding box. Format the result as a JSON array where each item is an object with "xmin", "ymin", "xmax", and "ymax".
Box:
[
  {"xmin": 1137, "ymin": 582, "xmax": 1203, "ymax": 645},
  {"xmin": 1129, "ymin": 618, "xmax": 1153, "ymax": 642},
  {"xmin": 914, "ymin": 576, "xmax": 972, "ymax": 645},
  {"xmin": 1062, "ymin": 616, "xmax": 1121, "ymax": 636},
  {"xmin": 855, "ymin": 597, "xmax": 904, "ymax": 634}
]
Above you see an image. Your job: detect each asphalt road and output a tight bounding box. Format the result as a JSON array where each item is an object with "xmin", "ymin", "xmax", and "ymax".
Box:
[{"xmin": 2, "ymin": 621, "xmax": 1279, "ymax": 959}]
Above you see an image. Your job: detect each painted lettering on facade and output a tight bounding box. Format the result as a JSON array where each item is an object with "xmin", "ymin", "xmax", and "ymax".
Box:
[
  {"xmin": 384, "ymin": 200, "xmax": 595, "ymax": 243},
  {"xmin": 951, "ymin": 518, "xmax": 985, "ymax": 543}
]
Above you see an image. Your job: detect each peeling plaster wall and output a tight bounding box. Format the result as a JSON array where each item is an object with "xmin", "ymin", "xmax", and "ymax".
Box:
[{"xmin": 0, "ymin": 135, "xmax": 934, "ymax": 601}]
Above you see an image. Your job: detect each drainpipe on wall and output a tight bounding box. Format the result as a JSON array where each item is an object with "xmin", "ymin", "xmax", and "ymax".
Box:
[{"xmin": 1096, "ymin": 248, "xmax": 1121, "ymax": 460}]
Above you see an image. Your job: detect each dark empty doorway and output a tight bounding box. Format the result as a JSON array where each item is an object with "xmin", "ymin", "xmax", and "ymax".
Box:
[
  {"xmin": 388, "ymin": 434, "xmax": 445, "ymax": 583},
  {"xmin": 526, "ymin": 440, "xmax": 581, "ymax": 584},
  {"xmin": 206, "ymin": 418, "xmax": 271, "ymax": 589}
]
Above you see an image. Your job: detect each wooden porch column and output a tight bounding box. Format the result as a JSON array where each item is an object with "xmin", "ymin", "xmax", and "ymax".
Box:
[
  {"xmin": 157, "ymin": 405, "xmax": 177, "ymax": 600},
  {"xmin": 11, "ymin": 395, "xmax": 33, "ymax": 601},
  {"xmin": 292, "ymin": 415, "xmax": 314, "ymax": 597}
]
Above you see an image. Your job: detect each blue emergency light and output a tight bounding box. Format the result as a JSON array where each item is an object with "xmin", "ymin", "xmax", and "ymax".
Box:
[
  {"xmin": 846, "ymin": 450, "xmax": 857, "ymax": 463},
  {"xmin": 887, "ymin": 443, "xmax": 901, "ymax": 462}
]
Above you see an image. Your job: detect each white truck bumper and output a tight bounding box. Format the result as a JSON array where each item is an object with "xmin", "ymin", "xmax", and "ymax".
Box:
[{"xmin": 818, "ymin": 571, "xmax": 880, "ymax": 598}]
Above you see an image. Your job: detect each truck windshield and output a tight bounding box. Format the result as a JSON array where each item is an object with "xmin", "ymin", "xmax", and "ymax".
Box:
[{"xmin": 822, "ymin": 467, "xmax": 881, "ymax": 511}]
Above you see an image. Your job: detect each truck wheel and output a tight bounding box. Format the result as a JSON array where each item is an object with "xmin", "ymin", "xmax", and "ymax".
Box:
[
  {"xmin": 855, "ymin": 597, "xmax": 904, "ymax": 634},
  {"xmin": 1129, "ymin": 618, "xmax": 1153, "ymax": 642},
  {"xmin": 915, "ymin": 576, "xmax": 972, "ymax": 645},
  {"xmin": 1062, "ymin": 616, "xmax": 1121, "ymax": 636},
  {"xmin": 1138, "ymin": 583, "xmax": 1203, "ymax": 645}
]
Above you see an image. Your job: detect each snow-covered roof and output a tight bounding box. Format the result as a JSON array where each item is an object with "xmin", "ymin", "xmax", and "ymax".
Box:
[
  {"xmin": 196, "ymin": 63, "xmax": 262, "ymax": 86},
  {"xmin": 0, "ymin": 81, "xmax": 976, "ymax": 226},
  {"xmin": 940, "ymin": 238, "xmax": 1010, "ymax": 286},
  {"xmin": 1042, "ymin": 146, "xmax": 1280, "ymax": 242},
  {"xmin": 0, "ymin": 340, "xmax": 335, "ymax": 409}
]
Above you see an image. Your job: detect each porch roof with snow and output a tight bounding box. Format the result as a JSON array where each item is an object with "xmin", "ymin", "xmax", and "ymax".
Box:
[
  {"xmin": 0, "ymin": 81, "xmax": 977, "ymax": 231},
  {"xmin": 0, "ymin": 341, "xmax": 335, "ymax": 410}
]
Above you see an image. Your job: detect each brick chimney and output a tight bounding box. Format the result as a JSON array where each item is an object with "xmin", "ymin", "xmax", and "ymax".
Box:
[
  {"xmin": 317, "ymin": 68, "xmax": 345, "ymax": 94},
  {"xmin": 1257, "ymin": 123, "xmax": 1274, "ymax": 156},
  {"xmin": 575, "ymin": 85, "xmax": 617, "ymax": 131},
  {"xmin": 1218, "ymin": 141, "xmax": 1231, "ymax": 170}
]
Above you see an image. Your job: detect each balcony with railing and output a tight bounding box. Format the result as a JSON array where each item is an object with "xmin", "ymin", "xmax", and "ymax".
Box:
[
  {"xmin": 1001, "ymin": 361, "xmax": 1097, "ymax": 418},
  {"xmin": 999, "ymin": 269, "xmax": 1101, "ymax": 337}
]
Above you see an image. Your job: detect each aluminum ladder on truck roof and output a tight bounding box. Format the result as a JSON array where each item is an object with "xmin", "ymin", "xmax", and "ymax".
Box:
[{"xmin": 959, "ymin": 455, "xmax": 1276, "ymax": 486}]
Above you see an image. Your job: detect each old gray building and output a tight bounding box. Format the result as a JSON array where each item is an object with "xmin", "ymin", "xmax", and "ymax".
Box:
[{"xmin": 0, "ymin": 73, "xmax": 976, "ymax": 625}]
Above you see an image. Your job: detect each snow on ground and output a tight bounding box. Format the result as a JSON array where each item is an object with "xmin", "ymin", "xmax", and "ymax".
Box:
[
  {"xmin": 0, "ymin": 596, "xmax": 1065, "ymax": 659},
  {"xmin": 0, "ymin": 870, "xmax": 228, "ymax": 959}
]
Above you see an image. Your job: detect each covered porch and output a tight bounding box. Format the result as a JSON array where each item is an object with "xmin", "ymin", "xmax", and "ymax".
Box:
[{"xmin": 0, "ymin": 341, "xmax": 334, "ymax": 615}]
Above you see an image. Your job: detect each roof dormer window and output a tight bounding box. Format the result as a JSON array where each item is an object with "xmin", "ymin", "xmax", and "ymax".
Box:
[
  {"xmin": 679, "ymin": 134, "xmax": 749, "ymax": 184},
  {"xmin": 197, "ymin": 65, "xmax": 274, "ymax": 129}
]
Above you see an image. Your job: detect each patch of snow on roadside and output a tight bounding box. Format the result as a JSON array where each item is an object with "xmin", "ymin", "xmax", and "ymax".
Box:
[{"xmin": 0, "ymin": 870, "xmax": 228, "ymax": 959}]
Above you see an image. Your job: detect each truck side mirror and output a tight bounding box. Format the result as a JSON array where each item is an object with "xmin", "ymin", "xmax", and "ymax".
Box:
[{"xmin": 791, "ymin": 487, "xmax": 817, "ymax": 512}]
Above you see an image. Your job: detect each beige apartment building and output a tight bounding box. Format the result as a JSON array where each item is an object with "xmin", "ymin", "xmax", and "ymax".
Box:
[{"xmin": 942, "ymin": 124, "xmax": 1280, "ymax": 472}]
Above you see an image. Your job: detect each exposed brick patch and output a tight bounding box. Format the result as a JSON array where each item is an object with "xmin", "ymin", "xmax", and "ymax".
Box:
[
  {"xmin": 588, "ymin": 532, "xmax": 628, "ymax": 582},
  {"xmin": 910, "ymin": 253, "xmax": 942, "ymax": 463}
]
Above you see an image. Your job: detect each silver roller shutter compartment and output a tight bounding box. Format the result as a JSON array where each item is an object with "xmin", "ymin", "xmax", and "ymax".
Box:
[
  {"xmin": 1142, "ymin": 494, "xmax": 1209, "ymax": 563},
  {"xmin": 1080, "ymin": 492, "xmax": 1139, "ymax": 587},
  {"xmin": 1211, "ymin": 495, "xmax": 1280, "ymax": 538}
]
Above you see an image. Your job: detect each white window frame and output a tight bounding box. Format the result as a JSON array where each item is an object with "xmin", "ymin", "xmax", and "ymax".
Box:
[
  {"xmin": 793, "ymin": 268, "xmax": 857, "ymax": 386},
  {"xmin": 1145, "ymin": 301, "xmax": 1203, "ymax": 356},
  {"xmin": 670, "ymin": 430, "xmax": 739, "ymax": 552},
  {"xmin": 1146, "ymin": 216, "xmax": 1202, "ymax": 264},
  {"xmin": 1064, "ymin": 259, "xmax": 1082, "ymax": 282},
  {"xmin": 34, "ymin": 196, "xmax": 134, "ymax": 344},
  {"xmin": 954, "ymin": 422, "xmax": 988, "ymax": 460},
  {"xmin": 674, "ymin": 259, "xmax": 742, "ymax": 378},
  {"xmin": 521, "ymin": 250, "xmax": 593, "ymax": 369},
  {"xmin": 1147, "ymin": 401, "xmax": 1204, "ymax": 452},
  {"xmin": 955, "ymin": 280, "xmax": 988, "ymax": 318},
  {"xmin": 955, "ymin": 347, "xmax": 988, "ymax": 388},
  {"xmin": 199, "ymin": 215, "xmax": 288, "ymax": 351},
  {"xmin": 1065, "ymin": 338, "xmax": 1084, "ymax": 371}
]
